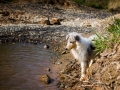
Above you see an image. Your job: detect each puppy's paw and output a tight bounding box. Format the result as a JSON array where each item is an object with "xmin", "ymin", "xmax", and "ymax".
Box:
[
  {"xmin": 80, "ymin": 77, "xmax": 85, "ymax": 81},
  {"xmin": 80, "ymin": 75, "xmax": 85, "ymax": 81}
]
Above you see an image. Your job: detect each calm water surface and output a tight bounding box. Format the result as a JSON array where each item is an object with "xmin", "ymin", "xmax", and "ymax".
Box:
[{"xmin": 0, "ymin": 43, "xmax": 58, "ymax": 90}]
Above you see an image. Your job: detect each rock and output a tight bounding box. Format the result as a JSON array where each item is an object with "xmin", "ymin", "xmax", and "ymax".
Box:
[
  {"xmin": 59, "ymin": 70, "xmax": 64, "ymax": 74},
  {"xmin": 44, "ymin": 45, "xmax": 49, "ymax": 49},
  {"xmin": 62, "ymin": 51, "xmax": 66, "ymax": 54},
  {"xmin": 59, "ymin": 84, "xmax": 65, "ymax": 88},
  {"xmin": 65, "ymin": 85, "xmax": 68, "ymax": 88},
  {"xmin": 46, "ymin": 67, "xmax": 50, "ymax": 72},
  {"xmin": 64, "ymin": 2, "xmax": 69, "ymax": 7},
  {"xmin": 51, "ymin": 18, "xmax": 61, "ymax": 25},
  {"xmin": 57, "ymin": 61, "xmax": 62, "ymax": 65},
  {"xmin": 83, "ymin": 22, "xmax": 91, "ymax": 27},
  {"xmin": 1, "ymin": 11, "xmax": 10, "ymax": 16},
  {"xmin": 40, "ymin": 17, "xmax": 50, "ymax": 25},
  {"xmin": 33, "ymin": 41, "xmax": 37, "ymax": 44},
  {"xmin": 40, "ymin": 74, "xmax": 51, "ymax": 84}
]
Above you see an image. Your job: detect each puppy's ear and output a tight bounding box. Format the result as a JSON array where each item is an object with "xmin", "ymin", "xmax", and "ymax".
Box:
[
  {"xmin": 75, "ymin": 35, "xmax": 80, "ymax": 41},
  {"xmin": 66, "ymin": 35, "xmax": 69, "ymax": 40}
]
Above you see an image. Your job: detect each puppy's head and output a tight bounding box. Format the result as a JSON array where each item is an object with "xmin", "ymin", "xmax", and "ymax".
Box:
[{"xmin": 65, "ymin": 32, "xmax": 80, "ymax": 50}]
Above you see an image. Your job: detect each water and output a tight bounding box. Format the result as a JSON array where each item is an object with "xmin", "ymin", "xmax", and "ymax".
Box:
[{"xmin": 0, "ymin": 43, "xmax": 58, "ymax": 90}]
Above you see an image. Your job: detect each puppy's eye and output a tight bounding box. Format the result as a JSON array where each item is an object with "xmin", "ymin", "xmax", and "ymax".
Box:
[{"xmin": 70, "ymin": 42, "xmax": 74, "ymax": 43}]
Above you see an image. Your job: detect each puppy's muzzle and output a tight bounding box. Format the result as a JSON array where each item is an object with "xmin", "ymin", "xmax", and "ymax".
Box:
[{"xmin": 65, "ymin": 48, "xmax": 68, "ymax": 50}]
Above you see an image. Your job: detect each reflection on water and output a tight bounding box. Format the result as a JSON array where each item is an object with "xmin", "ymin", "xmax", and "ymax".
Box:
[{"xmin": 0, "ymin": 43, "xmax": 58, "ymax": 90}]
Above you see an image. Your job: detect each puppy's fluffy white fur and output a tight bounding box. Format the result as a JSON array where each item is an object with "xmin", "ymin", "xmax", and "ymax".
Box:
[{"xmin": 66, "ymin": 32, "xmax": 96, "ymax": 81}]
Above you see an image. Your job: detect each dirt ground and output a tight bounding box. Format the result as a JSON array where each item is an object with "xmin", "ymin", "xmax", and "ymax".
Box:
[{"xmin": 53, "ymin": 41, "xmax": 120, "ymax": 90}]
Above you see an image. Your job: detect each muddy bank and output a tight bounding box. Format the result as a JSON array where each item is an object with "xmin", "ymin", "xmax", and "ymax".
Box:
[{"xmin": 56, "ymin": 44, "xmax": 120, "ymax": 90}]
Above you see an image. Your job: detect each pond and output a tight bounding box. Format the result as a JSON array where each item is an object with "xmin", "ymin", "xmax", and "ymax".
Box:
[{"xmin": 0, "ymin": 43, "xmax": 58, "ymax": 90}]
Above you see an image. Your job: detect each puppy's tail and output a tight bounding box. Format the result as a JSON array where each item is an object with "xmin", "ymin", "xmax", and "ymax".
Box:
[{"xmin": 88, "ymin": 35, "xmax": 98, "ymax": 41}]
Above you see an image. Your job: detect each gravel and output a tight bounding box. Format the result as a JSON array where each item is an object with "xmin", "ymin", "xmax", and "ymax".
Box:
[
  {"xmin": 0, "ymin": 23, "xmax": 95, "ymax": 43},
  {"xmin": 0, "ymin": 3, "xmax": 118, "ymax": 43}
]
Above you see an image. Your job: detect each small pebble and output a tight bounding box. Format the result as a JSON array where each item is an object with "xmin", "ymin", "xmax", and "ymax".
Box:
[
  {"xmin": 46, "ymin": 67, "xmax": 50, "ymax": 72},
  {"xmin": 62, "ymin": 51, "xmax": 66, "ymax": 54},
  {"xmin": 40, "ymin": 74, "xmax": 51, "ymax": 84},
  {"xmin": 65, "ymin": 86, "xmax": 68, "ymax": 88},
  {"xmin": 60, "ymin": 84, "xmax": 65, "ymax": 88},
  {"xmin": 44, "ymin": 45, "xmax": 49, "ymax": 49},
  {"xmin": 33, "ymin": 41, "xmax": 37, "ymax": 44},
  {"xmin": 57, "ymin": 61, "xmax": 62, "ymax": 65}
]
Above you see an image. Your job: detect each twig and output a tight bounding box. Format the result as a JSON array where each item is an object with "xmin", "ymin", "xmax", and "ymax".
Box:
[
  {"xmin": 65, "ymin": 74, "xmax": 80, "ymax": 81},
  {"xmin": 81, "ymin": 84, "xmax": 94, "ymax": 87}
]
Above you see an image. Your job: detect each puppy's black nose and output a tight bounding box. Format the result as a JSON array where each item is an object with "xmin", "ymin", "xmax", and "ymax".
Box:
[{"xmin": 65, "ymin": 48, "xmax": 68, "ymax": 50}]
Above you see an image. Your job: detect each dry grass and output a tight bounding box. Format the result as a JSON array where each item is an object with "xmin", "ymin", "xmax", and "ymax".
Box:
[
  {"xmin": 0, "ymin": 0, "xmax": 120, "ymax": 10},
  {"xmin": 108, "ymin": 0, "xmax": 120, "ymax": 10}
]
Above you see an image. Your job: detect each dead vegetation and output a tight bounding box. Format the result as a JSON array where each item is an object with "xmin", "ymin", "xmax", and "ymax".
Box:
[{"xmin": 0, "ymin": 0, "xmax": 120, "ymax": 10}]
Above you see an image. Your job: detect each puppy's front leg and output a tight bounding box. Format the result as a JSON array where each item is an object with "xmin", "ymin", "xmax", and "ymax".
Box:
[{"xmin": 80, "ymin": 61, "xmax": 87, "ymax": 81}]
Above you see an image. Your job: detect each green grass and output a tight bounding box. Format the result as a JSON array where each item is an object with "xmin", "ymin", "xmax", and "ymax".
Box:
[
  {"xmin": 93, "ymin": 18, "xmax": 120, "ymax": 55},
  {"xmin": 84, "ymin": 2, "xmax": 103, "ymax": 9},
  {"xmin": 71, "ymin": 0, "xmax": 103, "ymax": 9},
  {"xmin": 72, "ymin": 0, "xmax": 84, "ymax": 3},
  {"xmin": 72, "ymin": 0, "xmax": 120, "ymax": 10}
]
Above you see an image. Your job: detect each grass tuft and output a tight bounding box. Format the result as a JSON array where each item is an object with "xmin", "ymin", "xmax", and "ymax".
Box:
[{"xmin": 93, "ymin": 18, "xmax": 120, "ymax": 55}]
